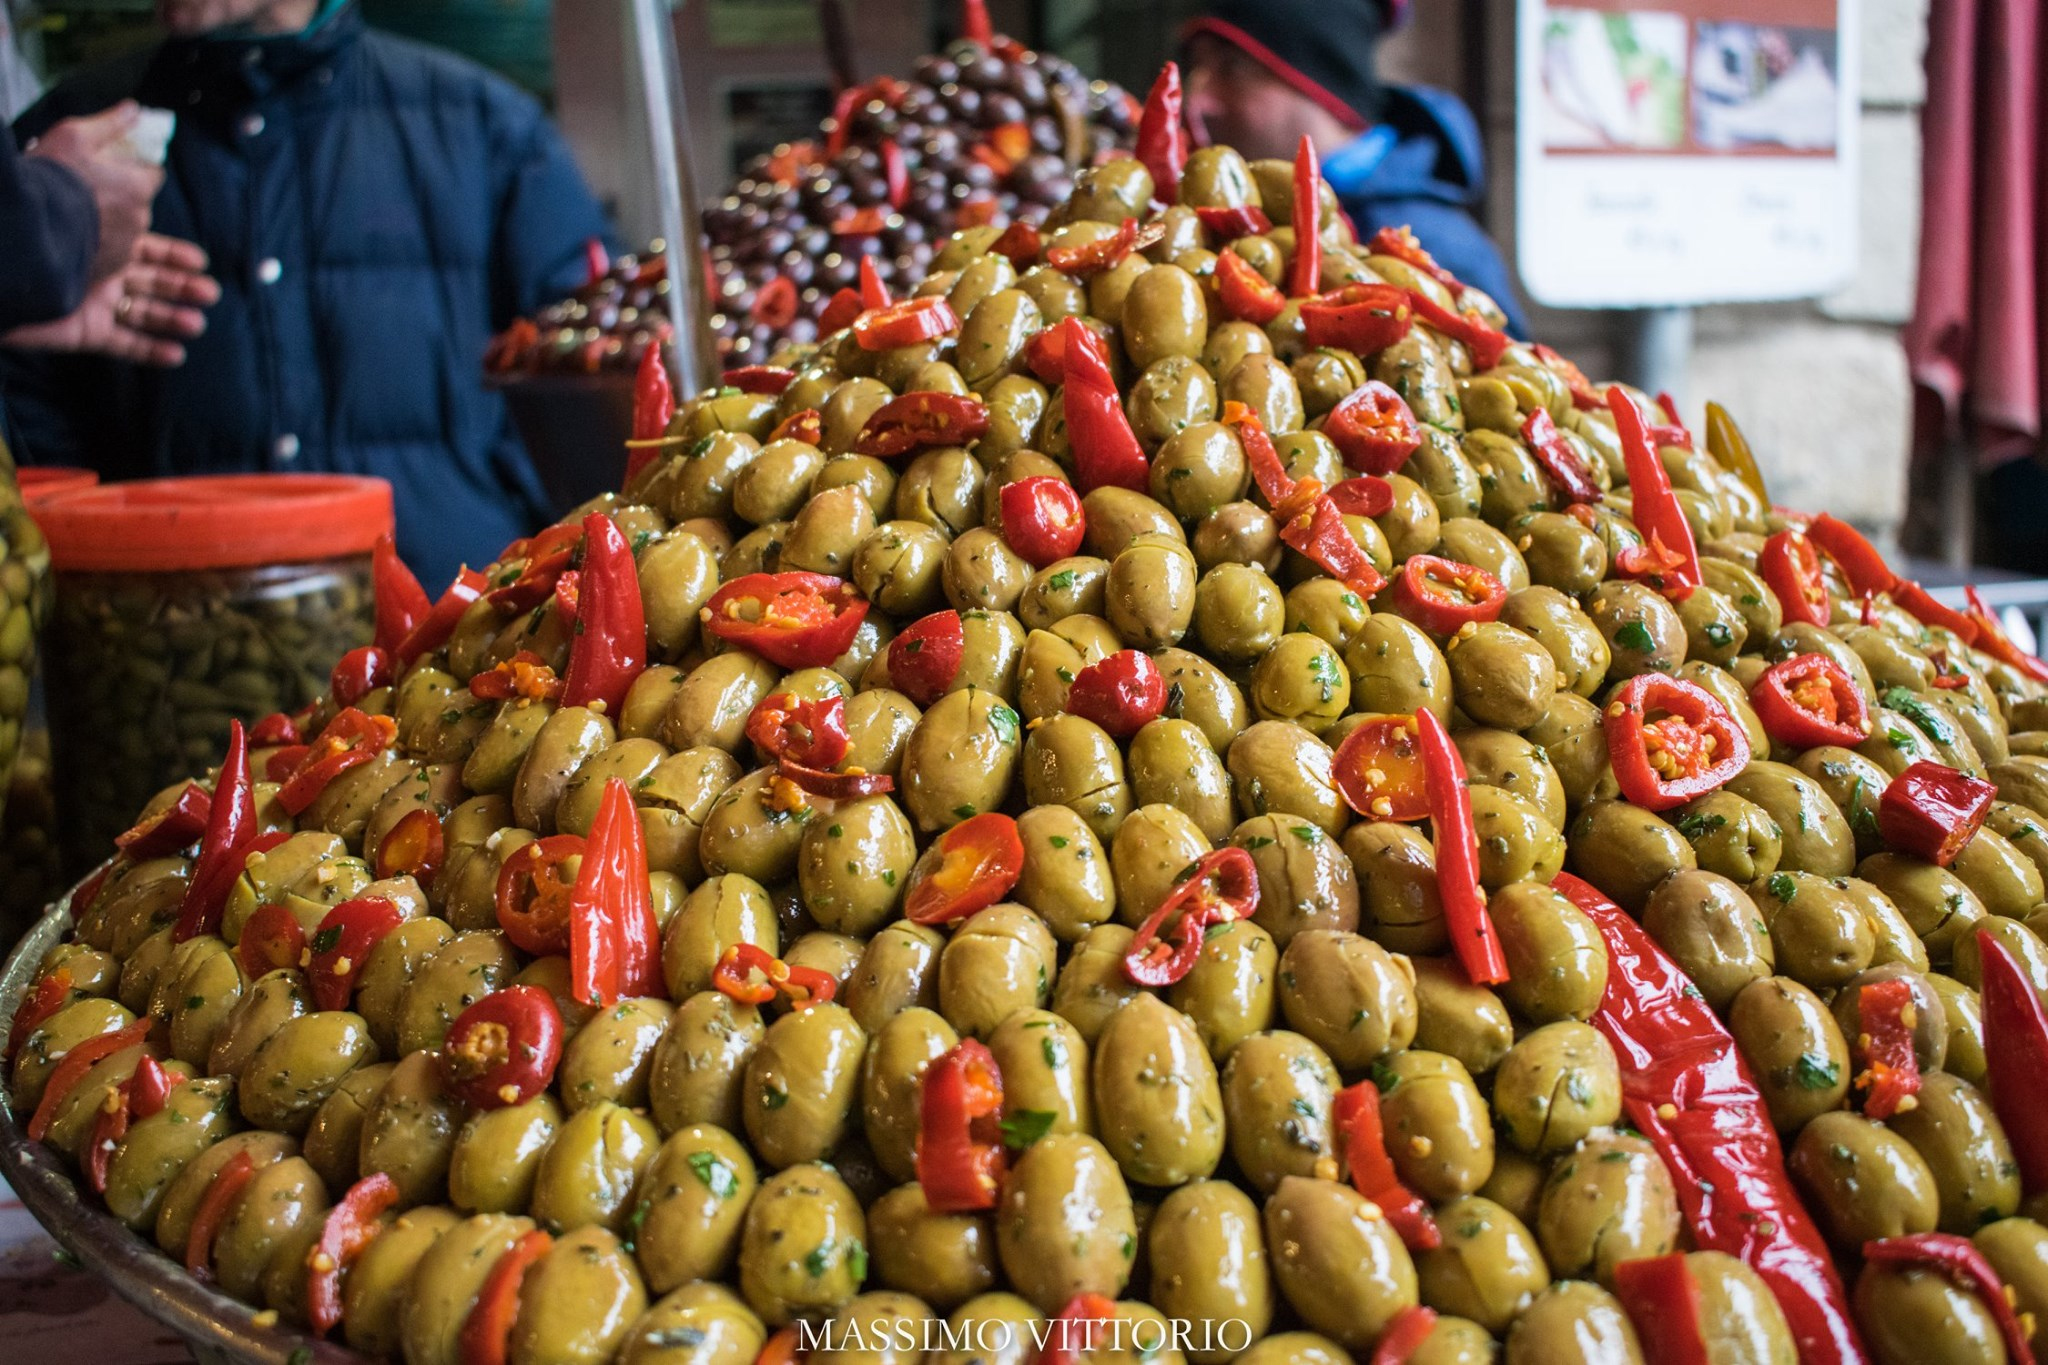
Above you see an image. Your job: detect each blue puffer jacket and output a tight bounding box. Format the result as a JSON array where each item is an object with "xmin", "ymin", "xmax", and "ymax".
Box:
[{"xmin": 0, "ymin": 5, "xmax": 614, "ymax": 587}]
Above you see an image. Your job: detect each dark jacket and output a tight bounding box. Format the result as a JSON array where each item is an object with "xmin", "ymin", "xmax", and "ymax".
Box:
[
  {"xmin": 1, "ymin": 5, "xmax": 614, "ymax": 587},
  {"xmin": 1324, "ymin": 85, "xmax": 1528, "ymax": 338},
  {"xmin": 0, "ymin": 133, "xmax": 97, "ymax": 329}
]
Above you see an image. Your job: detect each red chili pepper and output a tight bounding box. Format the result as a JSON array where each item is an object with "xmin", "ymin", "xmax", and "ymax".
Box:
[
  {"xmin": 1060, "ymin": 317, "xmax": 1151, "ymax": 494},
  {"xmin": 469, "ymin": 651, "xmax": 564, "ymax": 705},
  {"xmin": 885, "ymin": 609, "xmax": 966, "ymax": 707},
  {"xmin": 777, "ymin": 759, "xmax": 895, "ymax": 800},
  {"xmin": 459, "ymin": 1228, "xmax": 553, "ymax": 1365},
  {"xmin": 1047, "ymin": 217, "xmax": 1141, "ymax": 277},
  {"xmin": 625, "ymin": 343, "xmax": 674, "ymax": 448},
  {"xmin": 1887, "ymin": 580, "xmax": 1979, "ymax": 644},
  {"xmin": 373, "ymin": 808, "xmax": 446, "ymax": 890},
  {"xmin": 560, "ymin": 514, "xmax": 646, "ymax": 717},
  {"xmin": 1608, "ymin": 388, "xmax": 1701, "ymax": 599},
  {"xmin": 6, "ymin": 967, "xmax": 72, "ymax": 1064},
  {"xmin": 1965, "ymin": 586, "xmax": 2048, "ymax": 684},
  {"xmin": 443, "ymin": 985, "xmax": 565, "ymax": 1110},
  {"xmin": 1519, "ymin": 407, "xmax": 1603, "ymax": 504},
  {"xmin": 1023, "ymin": 323, "xmax": 1071, "ymax": 385},
  {"xmin": 26, "ymin": 1016, "xmax": 151, "ymax": 1143},
  {"xmin": 712, "ymin": 942, "xmax": 838, "ymax": 1009},
  {"xmin": 770, "ymin": 408, "xmax": 824, "ymax": 446},
  {"xmin": 1285, "ymin": 497, "xmax": 1388, "ymax": 597},
  {"xmin": 1862, "ymin": 1234, "xmax": 2038, "ymax": 1365},
  {"xmin": 1333, "ymin": 1080, "xmax": 1440, "ymax": 1251},
  {"xmin": 918, "ymin": 1039, "xmax": 1008, "ymax": 1212},
  {"xmin": 856, "ymin": 392, "xmax": 992, "ymax": 458},
  {"xmin": 757, "ymin": 1325, "xmax": 804, "ymax": 1365},
  {"xmin": 1333, "ymin": 714, "xmax": 1430, "ymax": 823},
  {"xmin": 1065, "ymin": 649, "xmax": 1166, "ymax": 738},
  {"xmin": 237, "ymin": 903, "xmax": 307, "ymax": 980},
  {"xmin": 954, "ymin": 195, "xmax": 1000, "ymax": 229},
  {"xmin": 1876, "ymin": 760, "xmax": 1994, "ymax": 868},
  {"xmin": 86, "ymin": 1053, "xmax": 180, "ymax": 1192},
  {"xmin": 878, "ymin": 140, "xmax": 909, "ymax": 211},
  {"xmin": 1135, "ymin": 63, "xmax": 1187, "ymax": 203},
  {"xmin": 330, "ymin": 644, "xmax": 395, "ymax": 709},
  {"xmin": 485, "ymin": 523, "xmax": 580, "ymax": 613},
  {"xmin": 1806, "ymin": 512, "xmax": 1896, "ymax": 597},
  {"xmin": 1224, "ymin": 400, "xmax": 1388, "ymax": 598},
  {"xmin": 852, "ymin": 296, "xmax": 961, "ymax": 351},
  {"xmin": 988, "ymin": 220, "xmax": 1042, "ymax": 268},
  {"xmin": 702, "ymin": 572, "xmax": 869, "ymax": 670},
  {"xmin": 1614, "ymin": 1254, "xmax": 1712, "ymax": 1365},
  {"xmin": 571, "ymin": 778, "xmax": 662, "ymax": 1007},
  {"xmin": 1749, "ymin": 654, "xmax": 1871, "ymax": 750},
  {"xmin": 1391, "ymin": 556, "xmax": 1507, "ymax": 636},
  {"xmin": 1213, "ymin": 248, "xmax": 1288, "ymax": 324},
  {"xmin": 1289, "ymin": 135, "xmax": 1322, "ymax": 296},
  {"xmin": 1038, "ymin": 1293, "xmax": 1118, "ymax": 1365},
  {"xmin": 185, "ymin": 1149, "xmax": 256, "ymax": 1280},
  {"xmin": 999, "ymin": 476, "xmax": 1086, "ymax": 568},
  {"xmin": 824, "ymin": 85, "xmax": 861, "ymax": 159},
  {"xmin": 1853, "ymin": 977, "xmax": 1922, "ymax": 1121},
  {"xmin": 1368, "ymin": 1306, "xmax": 1440, "ymax": 1365},
  {"xmin": 1325, "ymin": 379, "xmax": 1421, "ymax": 476},
  {"xmin": 115, "ymin": 782, "xmax": 211, "ymax": 859},
  {"xmin": 1324, "ymin": 476, "xmax": 1394, "ymax": 518},
  {"xmin": 1417, "ymin": 708, "xmax": 1507, "ymax": 986},
  {"xmin": 265, "ymin": 743, "xmax": 310, "ymax": 784},
  {"xmin": 304, "ymin": 1172, "xmax": 399, "ymax": 1335},
  {"xmin": 1368, "ymin": 225, "xmax": 1461, "ymax": 291},
  {"xmin": 988, "ymin": 122, "xmax": 1033, "ymax": 170},
  {"xmin": 277, "ymin": 709, "xmax": 397, "ymax": 817},
  {"xmin": 1124, "ymin": 847, "xmax": 1259, "ymax": 986},
  {"xmin": 747, "ymin": 692, "xmax": 850, "ymax": 769},
  {"xmin": 1194, "ymin": 204, "xmax": 1271, "ymax": 239},
  {"xmin": 372, "ymin": 533, "xmax": 431, "ymax": 655},
  {"xmin": 852, "ymin": 256, "xmax": 890, "ymax": 315},
  {"xmin": 248, "ymin": 711, "xmax": 302, "ymax": 747},
  {"xmin": 717, "ymin": 365, "xmax": 791, "ymax": 397},
  {"xmin": 1299, "ymin": 282, "xmax": 1412, "ymax": 355},
  {"xmin": 400, "ymin": 566, "xmax": 489, "ymax": 666},
  {"xmin": 751, "ymin": 276, "xmax": 798, "ymax": 328},
  {"xmin": 1405, "ymin": 289, "xmax": 1509, "ymax": 370},
  {"xmin": 305, "ymin": 897, "xmax": 404, "ymax": 1012},
  {"xmin": 906, "ymin": 813, "xmax": 1026, "ymax": 926},
  {"xmin": 495, "ymin": 833, "xmax": 585, "ymax": 956},
  {"xmin": 817, "ymin": 287, "xmax": 864, "ymax": 336},
  {"xmin": 1757, "ymin": 531, "xmax": 1830, "ymax": 628},
  {"xmin": 1533, "ymin": 343, "xmax": 1604, "ymax": 409},
  {"xmin": 174, "ymin": 721, "xmax": 258, "ymax": 941},
  {"xmin": 1554, "ymin": 871, "xmax": 1866, "ymax": 1364},
  {"xmin": 1224, "ymin": 399, "xmax": 1295, "ymax": 508},
  {"xmin": 1980, "ymin": 931, "xmax": 2048, "ymax": 1198},
  {"xmin": 1602, "ymin": 674, "xmax": 1751, "ymax": 813}
]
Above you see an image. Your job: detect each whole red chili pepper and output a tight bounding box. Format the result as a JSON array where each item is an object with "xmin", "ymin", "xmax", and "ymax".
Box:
[
  {"xmin": 1877, "ymin": 760, "xmax": 1994, "ymax": 867},
  {"xmin": 1332, "ymin": 1080, "xmax": 1440, "ymax": 1251},
  {"xmin": 560, "ymin": 514, "xmax": 646, "ymax": 717},
  {"xmin": 1888, "ymin": 580, "xmax": 1979, "ymax": 644},
  {"xmin": 960, "ymin": 0, "xmax": 993, "ymax": 46},
  {"xmin": 1608, "ymin": 387, "xmax": 1701, "ymax": 599},
  {"xmin": 1060, "ymin": 316, "xmax": 1151, "ymax": 494},
  {"xmin": 1602, "ymin": 673, "xmax": 1750, "ymax": 812},
  {"xmin": 1299, "ymin": 282, "xmax": 1412, "ymax": 355},
  {"xmin": 856, "ymin": 392, "xmax": 991, "ymax": 458},
  {"xmin": 746, "ymin": 692, "xmax": 851, "ymax": 769},
  {"xmin": 399, "ymin": 566, "xmax": 489, "ymax": 666},
  {"xmin": 5, "ymin": 966, "xmax": 72, "ymax": 1064},
  {"xmin": 1807, "ymin": 512, "xmax": 1896, "ymax": 597},
  {"xmin": 116, "ymin": 782, "xmax": 211, "ymax": 860},
  {"xmin": 173, "ymin": 720, "xmax": 257, "ymax": 942},
  {"xmin": 1194, "ymin": 204, "xmax": 1271, "ymax": 239},
  {"xmin": 1553, "ymin": 871, "xmax": 1867, "ymax": 1365},
  {"xmin": 1862, "ymin": 1234, "xmax": 2037, "ymax": 1365},
  {"xmin": 372, "ymin": 533, "xmax": 430, "ymax": 655},
  {"xmin": 1213, "ymin": 249, "xmax": 1287, "ymax": 324},
  {"xmin": 305, "ymin": 1173, "xmax": 400, "ymax": 1336},
  {"xmin": 1135, "ymin": 62, "xmax": 1187, "ymax": 203},
  {"xmin": 1854, "ymin": 978, "xmax": 1922, "ymax": 1121},
  {"xmin": 1065, "ymin": 650, "xmax": 1166, "ymax": 738},
  {"xmin": 1405, "ymin": 289, "xmax": 1510, "ymax": 370},
  {"xmin": 917, "ymin": 1039, "xmax": 1008, "ymax": 1212},
  {"xmin": 1417, "ymin": 707, "xmax": 1507, "ymax": 986},
  {"xmin": 1289, "ymin": 135, "xmax": 1322, "ymax": 297},
  {"xmin": 622, "ymin": 346, "xmax": 675, "ymax": 486},
  {"xmin": 1519, "ymin": 407, "xmax": 1603, "ymax": 504},
  {"xmin": 1758, "ymin": 530, "xmax": 1832, "ymax": 628},
  {"xmin": 1965, "ymin": 585, "xmax": 2048, "ymax": 684},
  {"xmin": 712, "ymin": 942, "xmax": 838, "ymax": 1008},
  {"xmin": 1368, "ymin": 225, "xmax": 1461, "ymax": 291},
  {"xmin": 569, "ymin": 778, "xmax": 662, "ymax": 1007},
  {"xmin": 1325, "ymin": 380, "xmax": 1421, "ymax": 476},
  {"xmin": 1123, "ymin": 846, "xmax": 1259, "ymax": 986},
  {"xmin": 701, "ymin": 572, "xmax": 870, "ymax": 670},
  {"xmin": 1368, "ymin": 1306, "xmax": 1440, "ymax": 1365},
  {"xmin": 1614, "ymin": 1254, "xmax": 1712, "ymax": 1365},
  {"xmin": 1749, "ymin": 654, "xmax": 1871, "ymax": 750},
  {"xmin": 1979, "ymin": 931, "xmax": 2048, "ymax": 1197}
]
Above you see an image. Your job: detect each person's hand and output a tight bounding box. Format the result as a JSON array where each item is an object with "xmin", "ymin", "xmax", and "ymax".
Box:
[
  {"xmin": 2, "ymin": 235, "xmax": 219, "ymax": 367},
  {"xmin": 25, "ymin": 102, "xmax": 165, "ymax": 283}
]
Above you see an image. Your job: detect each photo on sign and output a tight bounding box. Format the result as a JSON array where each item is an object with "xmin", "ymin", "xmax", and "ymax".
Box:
[
  {"xmin": 1539, "ymin": 8, "xmax": 1688, "ymax": 151},
  {"xmin": 1690, "ymin": 23, "xmax": 1840, "ymax": 151}
]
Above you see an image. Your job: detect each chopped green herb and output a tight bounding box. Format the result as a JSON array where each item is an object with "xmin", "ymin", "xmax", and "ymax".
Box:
[
  {"xmin": 1614, "ymin": 620, "xmax": 1656, "ymax": 652},
  {"xmin": 1794, "ymin": 1053, "xmax": 1841, "ymax": 1091},
  {"xmin": 1000, "ymin": 1109, "xmax": 1058, "ymax": 1149},
  {"xmin": 1766, "ymin": 872, "xmax": 1798, "ymax": 903},
  {"xmin": 688, "ymin": 1151, "xmax": 739, "ymax": 1199}
]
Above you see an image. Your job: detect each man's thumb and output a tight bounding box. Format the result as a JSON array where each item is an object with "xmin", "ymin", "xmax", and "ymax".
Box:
[{"xmin": 73, "ymin": 101, "xmax": 143, "ymax": 149}]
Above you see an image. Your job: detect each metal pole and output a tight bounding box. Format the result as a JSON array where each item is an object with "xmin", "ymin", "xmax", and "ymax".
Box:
[{"xmin": 626, "ymin": 0, "xmax": 717, "ymax": 393}]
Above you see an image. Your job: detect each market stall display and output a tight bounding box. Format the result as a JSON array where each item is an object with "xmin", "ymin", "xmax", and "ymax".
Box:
[{"xmin": 11, "ymin": 101, "xmax": 2048, "ymax": 1365}]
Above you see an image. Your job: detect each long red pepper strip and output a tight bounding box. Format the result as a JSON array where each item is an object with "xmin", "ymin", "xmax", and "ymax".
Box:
[
  {"xmin": 960, "ymin": 0, "xmax": 993, "ymax": 45},
  {"xmin": 1979, "ymin": 931, "xmax": 2048, "ymax": 1197},
  {"xmin": 569, "ymin": 778, "xmax": 663, "ymax": 1006},
  {"xmin": 560, "ymin": 514, "xmax": 647, "ymax": 716},
  {"xmin": 1613, "ymin": 1254, "xmax": 1713, "ymax": 1365},
  {"xmin": 1289, "ymin": 135, "xmax": 1322, "ymax": 297},
  {"xmin": 1553, "ymin": 872, "xmax": 1869, "ymax": 1365},
  {"xmin": 1806, "ymin": 512, "xmax": 1896, "ymax": 597},
  {"xmin": 1519, "ymin": 407, "xmax": 1602, "ymax": 504},
  {"xmin": 1135, "ymin": 63, "xmax": 1186, "ymax": 203},
  {"xmin": 1367, "ymin": 1306, "xmax": 1439, "ymax": 1365},
  {"xmin": 172, "ymin": 720, "xmax": 257, "ymax": 942},
  {"xmin": 372, "ymin": 534, "xmax": 430, "ymax": 654},
  {"xmin": 1861, "ymin": 1234, "xmax": 2039, "ymax": 1365},
  {"xmin": 1417, "ymin": 708, "xmax": 1507, "ymax": 985},
  {"xmin": 1608, "ymin": 386, "xmax": 1702, "ymax": 598},
  {"xmin": 1966, "ymin": 585, "xmax": 2048, "ymax": 683},
  {"xmin": 399, "ymin": 566, "xmax": 489, "ymax": 666},
  {"xmin": 1060, "ymin": 317, "xmax": 1150, "ymax": 493},
  {"xmin": 1855, "ymin": 979, "xmax": 1922, "ymax": 1121}
]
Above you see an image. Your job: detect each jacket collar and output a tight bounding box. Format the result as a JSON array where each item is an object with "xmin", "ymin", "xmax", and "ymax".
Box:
[{"xmin": 143, "ymin": 2, "xmax": 360, "ymax": 115}]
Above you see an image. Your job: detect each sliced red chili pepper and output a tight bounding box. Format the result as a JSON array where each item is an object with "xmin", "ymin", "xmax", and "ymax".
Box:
[
  {"xmin": 1023, "ymin": 322, "xmax": 1071, "ymax": 385},
  {"xmin": 1299, "ymin": 282, "xmax": 1412, "ymax": 355},
  {"xmin": 1289, "ymin": 135, "xmax": 1322, "ymax": 296},
  {"xmin": 1519, "ymin": 406, "xmax": 1603, "ymax": 504},
  {"xmin": 823, "ymin": 84, "xmax": 860, "ymax": 159},
  {"xmin": 747, "ymin": 692, "xmax": 851, "ymax": 769},
  {"xmin": 853, "ymin": 295, "xmax": 961, "ymax": 351},
  {"xmin": 1225, "ymin": 401, "xmax": 1390, "ymax": 598},
  {"xmin": 373, "ymin": 533, "xmax": 431, "ymax": 655},
  {"xmin": 857, "ymin": 255, "xmax": 892, "ymax": 313},
  {"xmin": 757, "ymin": 1325, "xmax": 804, "ymax": 1365},
  {"xmin": 702, "ymin": 572, "xmax": 870, "ymax": 670},
  {"xmin": 1602, "ymin": 674, "xmax": 1751, "ymax": 812},
  {"xmin": 236, "ymin": 902, "xmax": 307, "ymax": 980},
  {"xmin": 1854, "ymin": 977, "xmax": 1923, "ymax": 1121},
  {"xmin": 443, "ymin": 985, "xmax": 565, "ymax": 1110},
  {"xmin": 1135, "ymin": 62, "xmax": 1187, "ymax": 202},
  {"xmin": 1807, "ymin": 512, "xmax": 1896, "ymax": 597},
  {"xmin": 988, "ymin": 220, "xmax": 1042, "ymax": 268},
  {"xmin": 116, "ymin": 782, "xmax": 211, "ymax": 859},
  {"xmin": 770, "ymin": 408, "xmax": 825, "ymax": 446},
  {"xmin": 1368, "ymin": 1305, "xmax": 1440, "ymax": 1365},
  {"xmin": 1047, "ymin": 217, "xmax": 1140, "ymax": 277},
  {"xmin": 6, "ymin": 967, "xmax": 72, "ymax": 1064},
  {"xmin": 918, "ymin": 1039, "xmax": 1007, "ymax": 1212},
  {"xmin": 174, "ymin": 720, "xmax": 258, "ymax": 941},
  {"xmin": 494, "ymin": 833, "xmax": 586, "ymax": 956},
  {"xmin": 1333, "ymin": 1080, "xmax": 1440, "ymax": 1251},
  {"xmin": 1981, "ymin": 931, "xmax": 2048, "ymax": 1198},
  {"xmin": 185, "ymin": 1149, "xmax": 256, "ymax": 1280},
  {"xmin": 305, "ymin": 1174, "xmax": 401, "ymax": 1336},
  {"xmin": 1065, "ymin": 649, "xmax": 1166, "ymax": 738},
  {"xmin": 1877, "ymin": 760, "xmax": 1994, "ymax": 868},
  {"xmin": 306, "ymin": 897, "xmax": 405, "ymax": 1012},
  {"xmin": 1324, "ymin": 476, "xmax": 1394, "ymax": 518},
  {"xmin": 1614, "ymin": 1254, "xmax": 1712, "ymax": 1365},
  {"xmin": 1532, "ymin": 343, "xmax": 1604, "ymax": 409},
  {"xmin": 631, "ymin": 344, "xmax": 674, "ymax": 449},
  {"xmin": 1405, "ymin": 288, "xmax": 1510, "ymax": 370},
  {"xmin": 1333, "ymin": 714, "xmax": 1429, "ymax": 823},
  {"xmin": 818, "ymin": 286, "xmax": 865, "ymax": 336},
  {"xmin": 330, "ymin": 644, "xmax": 395, "ymax": 709},
  {"xmin": 750, "ymin": 275, "xmax": 799, "ymax": 327},
  {"xmin": 1124, "ymin": 847, "xmax": 1259, "ymax": 987},
  {"xmin": 561, "ymin": 513, "xmax": 647, "ymax": 717},
  {"xmin": 1392, "ymin": 556, "xmax": 1506, "ymax": 636},
  {"xmin": 469, "ymin": 650, "xmax": 563, "ymax": 705},
  {"xmin": 879, "ymin": 140, "xmax": 908, "ymax": 211},
  {"xmin": 572, "ymin": 778, "xmax": 663, "ymax": 1005},
  {"xmin": 1060, "ymin": 316, "xmax": 1151, "ymax": 494},
  {"xmin": 1038, "ymin": 1293, "xmax": 1118, "ymax": 1365},
  {"xmin": 129, "ymin": 1052, "xmax": 175, "ymax": 1118},
  {"xmin": 459, "ymin": 1228, "xmax": 553, "ymax": 1365},
  {"xmin": 1965, "ymin": 586, "xmax": 2048, "ymax": 684},
  {"xmin": 855, "ymin": 391, "xmax": 992, "ymax": 458},
  {"xmin": 1749, "ymin": 654, "xmax": 1871, "ymax": 750},
  {"xmin": 1608, "ymin": 387, "xmax": 1701, "ymax": 600},
  {"xmin": 1325, "ymin": 379, "xmax": 1421, "ymax": 476},
  {"xmin": 712, "ymin": 942, "xmax": 837, "ymax": 1009},
  {"xmin": 998, "ymin": 476, "xmax": 1086, "ymax": 568},
  {"xmin": 1194, "ymin": 204, "xmax": 1271, "ymax": 239},
  {"xmin": 26, "ymin": 1016, "xmax": 151, "ymax": 1142},
  {"xmin": 906, "ymin": 813, "xmax": 1026, "ymax": 926},
  {"xmin": 720, "ymin": 365, "xmax": 794, "ymax": 397},
  {"xmin": 1288, "ymin": 498, "xmax": 1389, "ymax": 597},
  {"xmin": 248, "ymin": 711, "xmax": 302, "ymax": 747},
  {"xmin": 400, "ymin": 566, "xmax": 490, "ymax": 666},
  {"xmin": 1213, "ymin": 248, "xmax": 1287, "ymax": 324},
  {"xmin": 777, "ymin": 758, "xmax": 895, "ymax": 800},
  {"xmin": 1862, "ymin": 1234, "xmax": 2038, "ymax": 1365},
  {"xmin": 1417, "ymin": 708, "xmax": 1508, "ymax": 986},
  {"xmin": 277, "ymin": 709, "xmax": 398, "ymax": 816},
  {"xmin": 1889, "ymin": 580, "xmax": 1979, "ymax": 645},
  {"xmin": 84, "ymin": 1067, "xmax": 135, "ymax": 1195},
  {"xmin": 886, "ymin": 610, "xmax": 965, "ymax": 707},
  {"xmin": 1368, "ymin": 225, "xmax": 1461, "ymax": 291},
  {"xmin": 1758, "ymin": 530, "xmax": 1830, "ymax": 628},
  {"xmin": 1223, "ymin": 399, "xmax": 1295, "ymax": 507},
  {"xmin": 266, "ymin": 743, "xmax": 310, "ymax": 784}
]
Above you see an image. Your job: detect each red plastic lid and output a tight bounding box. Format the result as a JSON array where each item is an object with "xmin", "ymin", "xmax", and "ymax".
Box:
[
  {"xmin": 34, "ymin": 474, "xmax": 395, "ymax": 573},
  {"xmin": 17, "ymin": 467, "xmax": 100, "ymax": 502}
]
